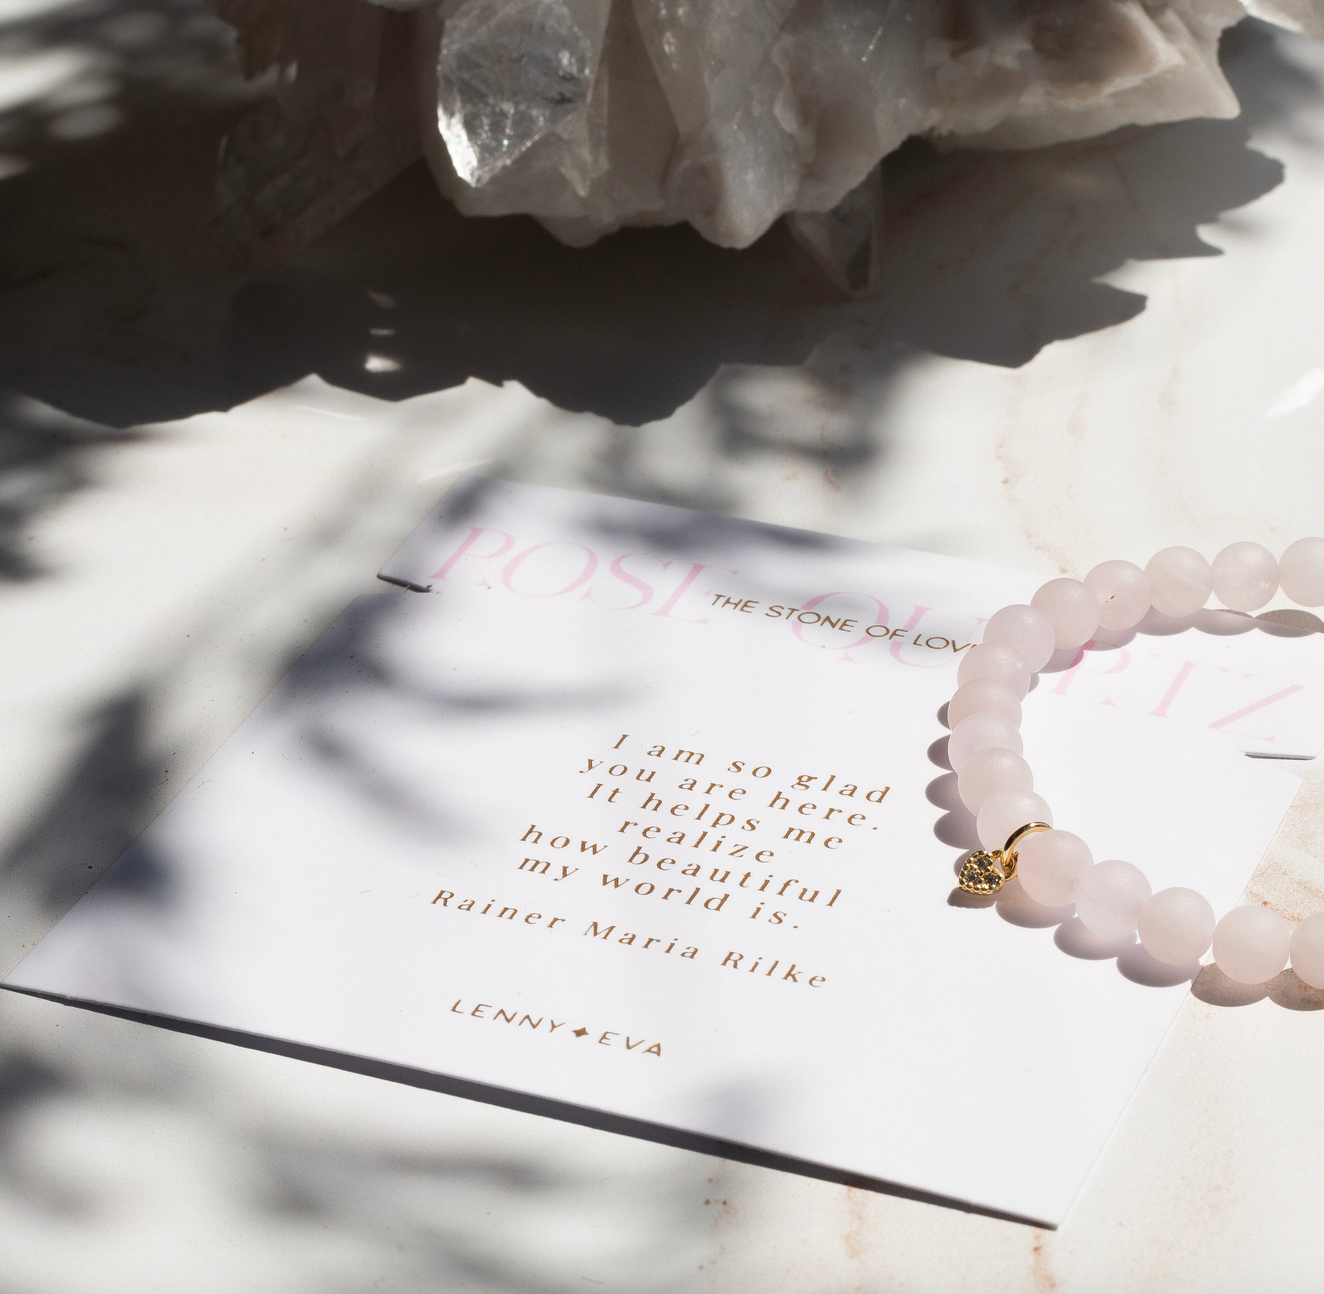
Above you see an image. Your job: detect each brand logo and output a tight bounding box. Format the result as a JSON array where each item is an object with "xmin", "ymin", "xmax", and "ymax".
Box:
[{"xmin": 449, "ymin": 998, "xmax": 662, "ymax": 1057}]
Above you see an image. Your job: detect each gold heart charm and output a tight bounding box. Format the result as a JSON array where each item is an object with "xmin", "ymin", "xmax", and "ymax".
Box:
[{"xmin": 958, "ymin": 850, "xmax": 1006, "ymax": 895}]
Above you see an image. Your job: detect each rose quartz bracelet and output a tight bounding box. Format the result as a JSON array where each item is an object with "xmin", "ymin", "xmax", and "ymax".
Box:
[{"xmin": 950, "ymin": 538, "xmax": 1324, "ymax": 989}]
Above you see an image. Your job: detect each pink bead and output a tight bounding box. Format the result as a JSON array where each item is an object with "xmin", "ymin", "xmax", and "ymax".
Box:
[
  {"xmin": 1289, "ymin": 912, "xmax": 1324, "ymax": 990},
  {"xmin": 1074, "ymin": 859, "xmax": 1152, "ymax": 938},
  {"xmin": 976, "ymin": 789, "xmax": 1052, "ymax": 852},
  {"xmin": 1015, "ymin": 829, "xmax": 1092, "ymax": 907},
  {"xmin": 982, "ymin": 604, "xmax": 1056, "ymax": 673},
  {"xmin": 1030, "ymin": 578, "xmax": 1100, "ymax": 650},
  {"xmin": 1137, "ymin": 887, "xmax": 1215, "ymax": 965},
  {"xmin": 1211, "ymin": 541, "xmax": 1278, "ymax": 612},
  {"xmin": 957, "ymin": 747, "xmax": 1033, "ymax": 814},
  {"xmin": 1027, "ymin": 577, "xmax": 1101, "ymax": 651},
  {"xmin": 957, "ymin": 642, "xmax": 1031, "ymax": 699},
  {"xmin": 1084, "ymin": 560, "xmax": 1152, "ymax": 631},
  {"xmin": 947, "ymin": 712, "xmax": 1023, "ymax": 774},
  {"xmin": 1145, "ymin": 546, "xmax": 1212, "ymax": 617},
  {"xmin": 1279, "ymin": 537, "xmax": 1324, "ymax": 606},
  {"xmin": 948, "ymin": 679, "xmax": 1021, "ymax": 730},
  {"xmin": 1212, "ymin": 905, "xmax": 1291, "ymax": 985}
]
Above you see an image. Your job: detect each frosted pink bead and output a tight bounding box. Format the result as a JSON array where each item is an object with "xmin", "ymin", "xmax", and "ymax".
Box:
[
  {"xmin": 957, "ymin": 747, "xmax": 1033, "ymax": 815},
  {"xmin": 1279, "ymin": 537, "xmax": 1324, "ymax": 606},
  {"xmin": 1030, "ymin": 578, "xmax": 1100, "ymax": 650},
  {"xmin": 1137, "ymin": 887, "xmax": 1215, "ymax": 965},
  {"xmin": 1212, "ymin": 905, "xmax": 1290, "ymax": 985},
  {"xmin": 1084, "ymin": 560, "xmax": 1152, "ymax": 632},
  {"xmin": 1074, "ymin": 859, "xmax": 1152, "ymax": 938},
  {"xmin": 1211, "ymin": 541, "xmax": 1278, "ymax": 612},
  {"xmin": 1289, "ymin": 911, "xmax": 1324, "ymax": 990},
  {"xmin": 982, "ymin": 604, "xmax": 1056, "ymax": 673},
  {"xmin": 957, "ymin": 642, "xmax": 1031, "ymax": 699},
  {"xmin": 976, "ymin": 789, "xmax": 1052, "ymax": 852},
  {"xmin": 1145, "ymin": 546, "xmax": 1212, "ymax": 617},
  {"xmin": 947, "ymin": 712, "xmax": 1023, "ymax": 774},
  {"xmin": 1016, "ymin": 829, "xmax": 1092, "ymax": 908},
  {"xmin": 948, "ymin": 678, "xmax": 1021, "ymax": 730}
]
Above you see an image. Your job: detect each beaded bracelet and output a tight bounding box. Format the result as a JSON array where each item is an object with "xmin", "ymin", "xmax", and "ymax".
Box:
[{"xmin": 950, "ymin": 537, "xmax": 1324, "ymax": 989}]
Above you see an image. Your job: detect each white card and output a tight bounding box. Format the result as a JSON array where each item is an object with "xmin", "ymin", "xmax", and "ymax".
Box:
[
  {"xmin": 1040, "ymin": 611, "xmax": 1324, "ymax": 759},
  {"xmin": 4, "ymin": 479, "xmax": 1303, "ymax": 1225},
  {"xmin": 379, "ymin": 482, "xmax": 1324, "ymax": 760}
]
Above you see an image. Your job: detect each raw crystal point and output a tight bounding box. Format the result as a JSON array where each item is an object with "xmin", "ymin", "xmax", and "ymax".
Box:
[
  {"xmin": 412, "ymin": 0, "xmax": 679, "ymax": 248},
  {"xmin": 435, "ymin": 0, "xmax": 612, "ymax": 194},
  {"xmin": 1247, "ymin": 0, "xmax": 1324, "ymax": 34},
  {"xmin": 209, "ymin": 0, "xmax": 423, "ymax": 272},
  {"xmin": 786, "ymin": 165, "xmax": 884, "ymax": 296}
]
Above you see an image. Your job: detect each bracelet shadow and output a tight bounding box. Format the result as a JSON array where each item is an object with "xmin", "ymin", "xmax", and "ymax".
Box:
[
  {"xmin": 945, "ymin": 605, "xmax": 1324, "ymax": 712},
  {"xmin": 1038, "ymin": 604, "xmax": 1324, "ymax": 678}
]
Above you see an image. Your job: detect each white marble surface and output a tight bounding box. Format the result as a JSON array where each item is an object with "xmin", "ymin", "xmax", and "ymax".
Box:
[{"xmin": 2, "ymin": 5, "xmax": 1324, "ymax": 1291}]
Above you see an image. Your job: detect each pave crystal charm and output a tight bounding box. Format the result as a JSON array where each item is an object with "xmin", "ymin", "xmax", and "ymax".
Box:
[
  {"xmin": 958, "ymin": 850, "xmax": 1008, "ymax": 895},
  {"xmin": 957, "ymin": 825, "xmax": 1047, "ymax": 895}
]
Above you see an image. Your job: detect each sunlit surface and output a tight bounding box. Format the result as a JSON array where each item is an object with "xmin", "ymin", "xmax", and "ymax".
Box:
[{"xmin": 1, "ymin": 5, "xmax": 1324, "ymax": 1292}]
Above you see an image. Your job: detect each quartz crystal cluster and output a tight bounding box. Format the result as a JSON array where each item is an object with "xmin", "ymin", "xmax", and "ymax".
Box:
[
  {"xmin": 214, "ymin": 0, "xmax": 1324, "ymax": 289},
  {"xmin": 210, "ymin": 0, "xmax": 421, "ymax": 271}
]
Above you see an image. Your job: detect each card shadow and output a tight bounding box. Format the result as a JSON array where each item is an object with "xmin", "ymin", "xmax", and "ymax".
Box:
[{"xmin": 1, "ymin": 983, "xmax": 1058, "ymax": 1230}]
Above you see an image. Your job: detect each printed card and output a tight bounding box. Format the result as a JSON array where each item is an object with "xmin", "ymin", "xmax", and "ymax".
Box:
[{"xmin": 4, "ymin": 479, "xmax": 1305, "ymax": 1225}]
